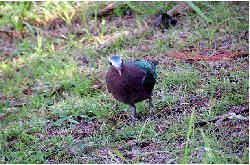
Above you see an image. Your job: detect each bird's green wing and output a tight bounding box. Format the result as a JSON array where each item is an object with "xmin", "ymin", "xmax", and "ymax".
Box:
[{"xmin": 127, "ymin": 59, "xmax": 157, "ymax": 85}]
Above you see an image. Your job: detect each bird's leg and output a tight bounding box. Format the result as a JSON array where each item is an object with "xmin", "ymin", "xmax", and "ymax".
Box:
[
  {"xmin": 146, "ymin": 97, "xmax": 153, "ymax": 119},
  {"xmin": 132, "ymin": 105, "xmax": 136, "ymax": 123}
]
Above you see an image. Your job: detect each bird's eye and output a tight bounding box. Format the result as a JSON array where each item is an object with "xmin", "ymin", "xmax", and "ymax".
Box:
[{"xmin": 110, "ymin": 62, "xmax": 112, "ymax": 65}]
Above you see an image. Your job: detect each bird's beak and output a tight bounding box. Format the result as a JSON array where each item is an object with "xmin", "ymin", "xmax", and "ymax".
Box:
[{"xmin": 118, "ymin": 69, "xmax": 121, "ymax": 76}]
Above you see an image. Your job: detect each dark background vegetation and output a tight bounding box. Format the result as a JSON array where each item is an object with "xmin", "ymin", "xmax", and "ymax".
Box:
[{"xmin": 0, "ymin": 1, "xmax": 249, "ymax": 163}]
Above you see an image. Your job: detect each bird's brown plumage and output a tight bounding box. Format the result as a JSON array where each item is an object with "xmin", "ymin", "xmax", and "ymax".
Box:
[
  {"xmin": 106, "ymin": 63, "xmax": 151, "ymax": 106},
  {"xmin": 106, "ymin": 57, "xmax": 158, "ymax": 123}
]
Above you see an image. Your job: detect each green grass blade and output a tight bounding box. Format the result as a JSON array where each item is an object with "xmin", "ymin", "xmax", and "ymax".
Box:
[
  {"xmin": 186, "ymin": 1, "xmax": 215, "ymax": 23},
  {"xmin": 22, "ymin": 21, "xmax": 35, "ymax": 38},
  {"xmin": 182, "ymin": 106, "xmax": 195, "ymax": 163},
  {"xmin": 68, "ymin": 1, "xmax": 91, "ymax": 39},
  {"xmin": 138, "ymin": 121, "xmax": 147, "ymax": 141},
  {"xmin": 110, "ymin": 150, "xmax": 131, "ymax": 164},
  {"xmin": 108, "ymin": 150, "xmax": 121, "ymax": 163},
  {"xmin": 125, "ymin": 1, "xmax": 160, "ymax": 14}
]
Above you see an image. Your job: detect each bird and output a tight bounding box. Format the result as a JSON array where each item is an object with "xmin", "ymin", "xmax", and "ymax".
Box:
[{"xmin": 106, "ymin": 56, "xmax": 159, "ymax": 123}]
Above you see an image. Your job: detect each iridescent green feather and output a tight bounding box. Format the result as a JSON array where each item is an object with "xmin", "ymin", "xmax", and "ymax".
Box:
[{"xmin": 125, "ymin": 59, "xmax": 157, "ymax": 84}]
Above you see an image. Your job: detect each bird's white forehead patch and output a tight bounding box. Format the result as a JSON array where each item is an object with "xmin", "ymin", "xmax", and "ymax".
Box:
[{"xmin": 109, "ymin": 56, "xmax": 122, "ymax": 69}]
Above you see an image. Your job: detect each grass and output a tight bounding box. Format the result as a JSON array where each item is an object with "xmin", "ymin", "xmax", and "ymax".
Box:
[{"xmin": 0, "ymin": 1, "xmax": 249, "ymax": 164}]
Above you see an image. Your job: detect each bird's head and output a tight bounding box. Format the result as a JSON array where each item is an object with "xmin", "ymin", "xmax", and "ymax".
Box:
[{"xmin": 109, "ymin": 56, "xmax": 123, "ymax": 76}]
